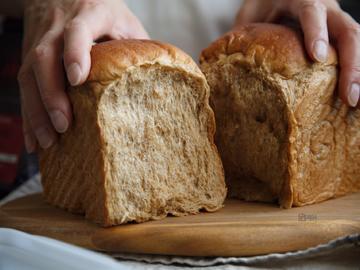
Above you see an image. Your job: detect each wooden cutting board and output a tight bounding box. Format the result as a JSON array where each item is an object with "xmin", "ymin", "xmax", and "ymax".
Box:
[{"xmin": 0, "ymin": 193, "xmax": 359, "ymax": 257}]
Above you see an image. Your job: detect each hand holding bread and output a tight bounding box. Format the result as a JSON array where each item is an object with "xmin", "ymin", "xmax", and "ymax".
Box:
[
  {"xmin": 19, "ymin": 0, "xmax": 359, "ymax": 155},
  {"xmin": 200, "ymin": 23, "xmax": 360, "ymax": 208},
  {"xmin": 236, "ymin": 0, "xmax": 360, "ymax": 109},
  {"xmin": 18, "ymin": 0, "xmax": 359, "ymax": 226},
  {"xmin": 40, "ymin": 24, "xmax": 359, "ymax": 226},
  {"xmin": 18, "ymin": 0, "xmax": 148, "ymax": 153},
  {"xmin": 40, "ymin": 40, "xmax": 226, "ymax": 226}
]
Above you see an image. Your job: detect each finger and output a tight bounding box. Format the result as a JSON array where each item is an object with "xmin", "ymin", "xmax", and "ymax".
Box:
[
  {"xmin": 63, "ymin": 2, "xmax": 115, "ymax": 86},
  {"xmin": 21, "ymin": 102, "xmax": 37, "ymax": 153},
  {"xmin": 32, "ymin": 8, "xmax": 72, "ymax": 133},
  {"xmin": 328, "ymin": 10, "xmax": 360, "ymax": 107},
  {"xmin": 126, "ymin": 19, "xmax": 149, "ymax": 39},
  {"xmin": 18, "ymin": 66, "xmax": 57, "ymax": 149},
  {"xmin": 289, "ymin": 0, "xmax": 329, "ymax": 63},
  {"xmin": 110, "ymin": 3, "xmax": 149, "ymax": 40},
  {"xmin": 235, "ymin": 0, "xmax": 273, "ymax": 25},
  {"xmin": 110, "ymin": 14, "xmax": 149, "ymax": 40},
  {"xmin": 264, "ymin": 9, "xmax": 281, "ymax": 23}
]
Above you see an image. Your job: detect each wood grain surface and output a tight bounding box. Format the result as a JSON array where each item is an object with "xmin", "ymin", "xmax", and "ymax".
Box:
[{"xmin": 0, "ymin": 193, "xmax": 359, "ymax": 256}]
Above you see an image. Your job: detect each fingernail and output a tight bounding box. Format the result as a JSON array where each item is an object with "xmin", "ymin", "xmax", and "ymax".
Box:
[
  {"xmin": 313, "ymin": 40, "xmax": 328, "ymax": 63},
  {"xmin": 348, "ymin": 83, "xmax": 360, "ymax": 107},
  {"xmin": 24, "ymin": 134, "xmax": 36, "ymax": 153},
  {"xmin": 67, "ymin": 63, "xmax": 82, "ymax": 86},
  {"xmin": 35, "ymin": 127, "xmax": 54, "ymax": 149},
  {"xmin": 49, "ymin": 110, "xmax": 69, "ymax": 133}
]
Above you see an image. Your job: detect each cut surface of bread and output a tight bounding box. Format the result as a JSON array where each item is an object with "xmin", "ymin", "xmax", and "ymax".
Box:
[
  {"xmin": 39, "ymin": 40, "xmax": 226, "ymax": 226},
  {"xmin": 200, "ymin": 23, "xmax": 360, "ymax": 208}
]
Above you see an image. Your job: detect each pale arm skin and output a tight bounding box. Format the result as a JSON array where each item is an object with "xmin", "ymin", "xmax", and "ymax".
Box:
[{"xmin": 235, "ymin": 0, "xmax": 360, "ymax": 109}]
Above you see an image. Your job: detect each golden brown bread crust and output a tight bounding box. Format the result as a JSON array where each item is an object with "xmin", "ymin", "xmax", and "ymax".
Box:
[
  {"xmin": 89, "ymin": 39, "xmax": 203, "ymax": 83},
  {"xmin": 40, "ymin": 39, "xmax": 226, "ymax": 226},
  {"xmin": 200, "ymin": 23, "xmax": 360, "ymax": 208},
  {"xmin": 88, "ymin": 40, "xmax": 217, "ymax": 150},
  {"xmin": 200, "ymin": 23, "xmax": 337, "ymax": 78},
  {"xmin": 39, "ymin": 87, "xmax": 110, "ymax": 224}
]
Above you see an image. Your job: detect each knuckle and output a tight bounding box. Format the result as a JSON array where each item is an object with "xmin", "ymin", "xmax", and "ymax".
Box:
[
  {"xmin": 349, "ymin": 66, "xmax": 360, "ymax": 74},
  {"xmin": 342, "ymin": 65, "xmax": 360, "ymax": 75},
  {"xmin": 33, "ymin": 44, "xmax": 49, "ymax": 63},
  {"xmin": 81, "ymin": 0, "xmax": 106, "ymax": 11},
  {"xmin": 42, "ymin": 29, "xmax": 59, "ymax": 41},
  {"xmin": 307, "ymin": 24, "xmax": 324, "ymax": 35},
  {"xmin": 65, "ymin": 18, "xmax": 86, "ymax": 32},
  {"xmin": 345, "ymin": 22, "xmax": 360, "ymax": 37},
  {"xmin": 40, "ymin": 90, "xmax": 55, "ymax": 108},
  {"xmin": 300, "ymin": 0, "xmax": 326, "ymax": 13}
]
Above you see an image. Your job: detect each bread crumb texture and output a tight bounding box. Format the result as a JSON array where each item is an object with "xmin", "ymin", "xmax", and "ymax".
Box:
[
  {"xmin": 39, "ymin": 40, "xmax": 226, "ymax": 226},
  {"xmin": 200, "ymin": 23, "xmax": 360, "ymax": 208}
]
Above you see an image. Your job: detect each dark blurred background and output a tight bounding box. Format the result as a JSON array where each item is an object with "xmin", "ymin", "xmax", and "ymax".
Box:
[
  {"xmin": 0, "ymin": 17, "xmax": 39, "ymax": 199},
  {"xmin": 0, "ymin": 0, "xmax": 359, "ymax": 199}
]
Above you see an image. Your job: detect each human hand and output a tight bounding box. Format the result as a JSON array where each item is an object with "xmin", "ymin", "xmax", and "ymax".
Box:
[
  {"xmin": 18, "ymin": 0, "xmax": 148, "ymax": 153},
  {"xmin": 235, "ymin": 0, "xmax": 360, "ymax": 108}
]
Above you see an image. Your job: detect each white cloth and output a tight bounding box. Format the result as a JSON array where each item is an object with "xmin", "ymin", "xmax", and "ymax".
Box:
[
  {"xmin": 124, "ymin": 0, "xmax": 243, "ymax": 60},
  {"xmin": 0, "ymin": 173, "xmax": 43, "ymax": 206}
]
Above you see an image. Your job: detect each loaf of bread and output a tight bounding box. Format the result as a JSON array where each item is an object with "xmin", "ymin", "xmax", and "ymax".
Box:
[
  {"xmin": 39, "ymin": 40, "xmax": 226, "ymax": 226},
  {"xmin": 200, "ymin": 23, "xmax": 360, "ymax": 208}
]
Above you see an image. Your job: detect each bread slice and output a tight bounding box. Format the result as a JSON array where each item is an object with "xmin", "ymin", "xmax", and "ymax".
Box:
[
  {"xmin": 39, "ymin": 40, "xmax": 226, "ymax": 226},
  {"xmin": 200, "ymin": 23, "xmax": 360, "ymax": 208}
]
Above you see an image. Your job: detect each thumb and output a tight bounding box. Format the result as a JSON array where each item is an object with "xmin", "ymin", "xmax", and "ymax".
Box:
[{"xmin": 64, "ymin": 5, "xmax": 115, "ymax": 86}]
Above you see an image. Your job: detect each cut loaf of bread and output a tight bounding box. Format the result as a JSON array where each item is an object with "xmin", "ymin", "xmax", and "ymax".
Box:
[
  {"xmin": 200, "ymin": 23, "xmax": 360, "ymax": 208},
  {"xmin": 39, "ymin": 40, "xmax": 226, "ymax": 226}
]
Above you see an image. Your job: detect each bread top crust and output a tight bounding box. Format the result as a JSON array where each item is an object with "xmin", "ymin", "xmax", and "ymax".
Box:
[
  {"xmin": 200, "ymin": 23, "xmax": 337, "ymax": 78},
  {"xmin": 88, "ymin": 39, "xmax": 204, "ymax": 83}
]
